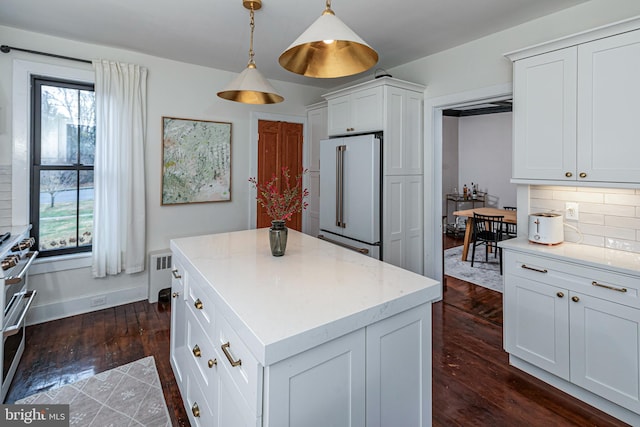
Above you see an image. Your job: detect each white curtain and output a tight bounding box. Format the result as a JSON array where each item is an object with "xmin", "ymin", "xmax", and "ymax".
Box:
[{"xmin": 92, "ymin": 60, "xmax": 147, "ymax": 278}]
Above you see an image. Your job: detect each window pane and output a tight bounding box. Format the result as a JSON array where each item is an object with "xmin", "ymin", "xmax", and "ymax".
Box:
[
  {"xmin": 40, "ymin": 86, "xmax": 96, "ymax": 166},
  {"xmin": 79, "ymin": 90, "xmax": 95, "ymax": 166},
  {"xmin": 79, "ymin": 170, "xmax": 94, "ymax": 247},
  {"xmin": 38, "ymin": 170, "xmax": 78, "ymax": 251}
]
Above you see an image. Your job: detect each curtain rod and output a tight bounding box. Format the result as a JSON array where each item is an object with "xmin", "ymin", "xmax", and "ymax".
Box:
[{"xmin": 0, "ymin": 45, "xmax": 92, "ymax": 64}]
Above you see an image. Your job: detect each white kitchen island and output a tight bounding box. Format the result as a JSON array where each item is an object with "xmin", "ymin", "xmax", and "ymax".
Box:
[{"xmin": 169, "ymin": 228, "xmax": 440, "ymax": 427}]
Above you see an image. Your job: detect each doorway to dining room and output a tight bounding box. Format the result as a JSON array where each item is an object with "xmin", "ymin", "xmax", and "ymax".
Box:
[{"xmin": 440, "ymin": 99, "xmax": 515, "ymax": 293}]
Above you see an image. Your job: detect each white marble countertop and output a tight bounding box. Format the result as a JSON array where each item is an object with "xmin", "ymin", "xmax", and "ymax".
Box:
[
  {"xmin": 499, "ymin": 238, "xmax": 640, "ymax": 277},
  {"xmin": 170, "ymin": 228, "xmax": 441, "ymax": 365}
]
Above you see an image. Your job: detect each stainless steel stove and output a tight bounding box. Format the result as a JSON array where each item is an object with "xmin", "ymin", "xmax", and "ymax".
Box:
[{"xmin": 0, "ymin": 225, "xmax": 37, "ymax": 402}]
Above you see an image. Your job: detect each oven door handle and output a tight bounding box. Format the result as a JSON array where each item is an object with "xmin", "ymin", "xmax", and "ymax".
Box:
[
  {"xmin": 5, "ymin": 251, "xmax": 38, "ymax": 286},
  {"xmin": 4, "ymin": 290, "xmax": 37, "ymax": 337}
]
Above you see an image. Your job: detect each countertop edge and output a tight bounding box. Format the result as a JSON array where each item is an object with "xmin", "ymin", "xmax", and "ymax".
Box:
[{"xmin": 499, "ymin": 238, "xmax": 640, "ymax": 277}]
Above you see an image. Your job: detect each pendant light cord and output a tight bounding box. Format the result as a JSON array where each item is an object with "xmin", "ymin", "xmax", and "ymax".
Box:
[{"xmin": 248, "ymin": 5, "xmax": 256, "ymax": 66}]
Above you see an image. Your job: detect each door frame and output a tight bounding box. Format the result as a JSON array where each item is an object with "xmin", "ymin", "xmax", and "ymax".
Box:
[
  {"xmin": 423, "ymin": 83, "xmax": 525, "ymax": 284},
  {"xmin": 248, "ymin": 112, "xmax": 307, "ymax": 230}
]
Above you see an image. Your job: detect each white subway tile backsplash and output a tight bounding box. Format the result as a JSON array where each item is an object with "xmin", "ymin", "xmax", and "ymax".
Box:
[
  {"xmin": 579, "ymin": 212, "xmax": 604, "ymax": 225},
  {"xmin": 580, "ymin": 202, "xmax": 635, "ymax": 216},
  {"xmin": 604, "ymin": 193, "xmax": 640, "ymax": 206},
  {"xmin": 579, "ymin": 234, "xmax": 605, "ymax": 247},
  {"xmin": 606, "ymin": 238, "xmax": 640, "ymax": 253},
  {"xmin": 530, "ymin": 199, "xmax": 564, "ymax": 213},
  {"xmin": 530, "ymin": 188, "xmax": 554, "ymax": 199},
  {"xmin": 603, "ymin": 226, "xmax": 637, "ymax": 240},
  {"xmin": 605, "ymin": 216, "xmax": 640, "ymax": 229},
  {"xmin": 555, "ymin": 190, "xmax": 604, "ymax": 203},
  {"xmin": 531, "ymin": 185, "xmax": 640, "ymax": 254}
]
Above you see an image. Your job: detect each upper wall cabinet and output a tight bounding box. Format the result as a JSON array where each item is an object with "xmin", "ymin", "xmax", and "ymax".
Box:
[
  {"xmin": 323, "ymin": 77, "xmax": 425, "ymax": 176},
  {"xmin": 327, "ymin": 86, "xmax": 383, "ymax": 136},
  {"xmin": 508, "ymin": 18, "xmax": 640, "ymax": 186}
]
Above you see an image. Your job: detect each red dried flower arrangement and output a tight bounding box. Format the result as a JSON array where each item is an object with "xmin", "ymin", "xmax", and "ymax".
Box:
[{"xmin": 249, "ymin": 167, "xmax": 309, "ymax": 222}]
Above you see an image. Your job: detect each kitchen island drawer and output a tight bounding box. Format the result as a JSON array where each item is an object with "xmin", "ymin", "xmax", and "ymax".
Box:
[
  {"xmin": 187, "ymin": 271, "xmax": 216, "ymax": 327},
  {"xmin": 186, "ymin": 306, "xmax": 220, "ymax": 389},
  {"xmin": 213, "ymin": 311, "xmax": 263, "ymax": 416},
  {"xmin": 505, "ymin": 251, "xmax": 640, "ymax": 309}
]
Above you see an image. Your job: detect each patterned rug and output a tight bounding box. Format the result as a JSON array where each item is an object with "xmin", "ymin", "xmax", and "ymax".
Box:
[
  {"xmin": 16, "ymin": 356, "xmax": 170, "ymax": 427},
  {"xmin": 444, "ymin": 245, "xmax": 503, "ymax": 293}
]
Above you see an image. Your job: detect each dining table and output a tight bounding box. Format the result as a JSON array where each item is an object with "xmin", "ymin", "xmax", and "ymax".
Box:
[{"xmin": 452, "ymin": 207, "xmax": 517, "ymax": 261}]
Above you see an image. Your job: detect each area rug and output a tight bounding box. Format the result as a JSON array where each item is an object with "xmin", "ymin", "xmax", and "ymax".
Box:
[
  {"xmin": 444, "ymin": 245, "xmax": 503, "ymax": 293},
  {"xmin": 16, "ymin": 356, "xmax": 170, "ymax": 427}
]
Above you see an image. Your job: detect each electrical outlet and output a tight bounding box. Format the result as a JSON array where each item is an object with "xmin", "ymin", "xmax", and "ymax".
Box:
[
  {"xmin": 90, "ymin": 296, "xmax": 107, "ymax": 307},
  {"xmin": 565, "ymin": 202, "xmax": 579, "ymax": 220}
]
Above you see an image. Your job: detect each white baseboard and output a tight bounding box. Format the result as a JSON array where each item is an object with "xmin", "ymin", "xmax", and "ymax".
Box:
[{"xmin": 26, "ymin": 286, "xmax": 148, "ymax": 326}]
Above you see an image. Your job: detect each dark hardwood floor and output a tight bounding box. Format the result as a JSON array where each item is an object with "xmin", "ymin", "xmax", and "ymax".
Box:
[
  {"xmin": 5, "ymin": 242, "xmax": 630, "ymax": 426},
  {"xmin": 5, "ymin": 300, "xmax": 190, "ymax": 426}
]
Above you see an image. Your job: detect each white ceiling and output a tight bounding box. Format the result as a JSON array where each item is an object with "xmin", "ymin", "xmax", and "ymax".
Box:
[{"xmin": 0, "ymin": 0, "xmax": 588, "ymax": 89}]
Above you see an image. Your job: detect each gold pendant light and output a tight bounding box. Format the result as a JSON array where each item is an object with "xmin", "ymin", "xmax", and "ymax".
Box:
[
  {"xmin": 279, "ymin": 0, "xmax": 378, "ymax": 78},
  {"xmin": 218, "ymin": 0, "xmax": 284, "ymax": 104}
]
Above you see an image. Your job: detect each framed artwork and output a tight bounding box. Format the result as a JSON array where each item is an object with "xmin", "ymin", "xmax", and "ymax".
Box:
[{"xmin": 161, "ymin": 117, "xmax": 232, "ymax": 205}]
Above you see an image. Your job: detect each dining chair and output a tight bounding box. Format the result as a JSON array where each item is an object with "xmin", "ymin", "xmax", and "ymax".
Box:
[
  {"xmin": 502, "ymin": 206, "xmax": 517, "ymax": 239},
  {"xmin": 471, "ymin": 212, "xmax": 504, "ymax": 275}
]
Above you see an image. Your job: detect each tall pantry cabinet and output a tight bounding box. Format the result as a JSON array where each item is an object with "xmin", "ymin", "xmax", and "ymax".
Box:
[
  {"xmin": 303, "ymin": 101, "xmax": 327, "ymax": 238},
  {"xmin": 317, "ymin": 77, "xmax": 425, "ymax": 274}
]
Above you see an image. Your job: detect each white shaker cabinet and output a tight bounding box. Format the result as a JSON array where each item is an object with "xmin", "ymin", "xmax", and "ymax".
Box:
[
  {"xmin": 512, "ymin": 48, "xmax": 577, "ymax": 181},
  {"xmin": 508, "ymin": 20, "xmax": 640, "ymax": 185},
  {"xmin": 303, "ymin": 102, "xmax": 327, "ymax": 238},
  {"xmin": 327, "ymin": 86, "xmax": 383, "ymax": 136},
  {"xmin": 501, "ymin": 240, "xmax": 640, "ymax": 425},
  {"xmin": 576, "ymin": 29, "xmax": 640, "ymax": 183},
  {"xmin": 384, "ymin": 175, "xmax": 424, "ymax": 274},
  {"xmin": 384, "ymin": 85, "xmax": 423, "ymax": 176}
]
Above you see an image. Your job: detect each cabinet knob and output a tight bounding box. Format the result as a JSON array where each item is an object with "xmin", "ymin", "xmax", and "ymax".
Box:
[
  {"xmin": 172, "ymin": 292, "xmax": 179, "ymax": 298},
  {"xmin": 557, "ymin": 292, "xmax": 564, "ymax": 298},
  {"xmin": 571, "ymin": 296, "xmax": 580, "ymax": 302},
  {"xmin": 194, "ymin": 299, "xmax": 203, "ymax": 310},
  {"xmin": 208, "ymin": 358, "xmax": 217, "ymax": 368},
  {"xmin": 191, "ymin": 402, "xmax": 200, "ymax": 418},
  {"xmin": 565, "ymin": 172, "xmax": 573, "ymax": 178},
  {"xmin": 579, "ymin": 172, "xmax": 587, "ymax": 178},
  {"xmin": 192, "ymin": 345, "xmax": 201, "ymax": 358},
  {"xmin": 171, "ymin": 268, "xmax": 181, "ymax": 279}
]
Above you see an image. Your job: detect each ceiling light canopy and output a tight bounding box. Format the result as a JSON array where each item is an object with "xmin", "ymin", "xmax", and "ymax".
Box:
[
  {"xmin": 279, "ymin": 0, "xmax": 378, "ymax": 78},
  {"xmin": 218, "ymin": 0, "xmax": 284, "ymax": 104}
]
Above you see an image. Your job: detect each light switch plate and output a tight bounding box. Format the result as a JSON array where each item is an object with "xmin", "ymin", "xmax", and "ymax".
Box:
[{"xmin": 565, "ymin": 202, "xmax": 579, "ymax": 220}]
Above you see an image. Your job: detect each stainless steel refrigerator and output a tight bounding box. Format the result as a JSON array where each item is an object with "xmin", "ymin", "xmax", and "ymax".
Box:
[{"xmin": 319, "ymin": 133, "xmax": 381, "ymax": 259}]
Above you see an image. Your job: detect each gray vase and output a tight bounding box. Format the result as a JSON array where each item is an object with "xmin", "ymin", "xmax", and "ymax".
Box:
[{"xmin": 269, "ymin": 220, "xmax": 288, "ymax": 256}]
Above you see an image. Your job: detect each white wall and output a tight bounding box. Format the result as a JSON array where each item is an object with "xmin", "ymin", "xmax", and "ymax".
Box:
[
  {"xmin": 0, "ymin": 25, "xmax": 325, "ymax": 323},
  {"xmin": 390, "ymin": 0, "xmax": 640, "ymax": 97},
  {"xmin": 458, "ymin": 112, "xmax": 515, "ymax": 209}
]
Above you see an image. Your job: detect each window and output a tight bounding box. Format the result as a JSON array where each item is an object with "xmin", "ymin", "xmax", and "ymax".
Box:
[{"xmin": 30, "ymin": 76, "xmax": 95, "ymax": 257}]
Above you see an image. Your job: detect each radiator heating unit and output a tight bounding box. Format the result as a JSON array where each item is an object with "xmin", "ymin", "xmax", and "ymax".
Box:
[{"xmin": 148, "ymin": 250, "xmax": 172, "ymax": 303}]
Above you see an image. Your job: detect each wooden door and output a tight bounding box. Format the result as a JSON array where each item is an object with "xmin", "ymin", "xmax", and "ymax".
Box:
[{"xmin": 257, "ymin": 120, "xmax": 303, "ymax": 231}]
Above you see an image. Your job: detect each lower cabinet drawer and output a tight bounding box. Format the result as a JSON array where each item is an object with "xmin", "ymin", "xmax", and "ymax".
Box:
[
  {"xmin": 213, "ymin": 312, "xmax": 263, "ymax": 416},
  {"xmin": 186, "ymin": 306, "xmax": 219, "ymax": 388},
  {"xmin": 186, "ymin": 368, "xmax": 214, "ymax": 427}
]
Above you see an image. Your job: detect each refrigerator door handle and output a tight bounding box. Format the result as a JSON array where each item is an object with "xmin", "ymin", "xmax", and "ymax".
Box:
[{"xmin": 336, "ymin": 145, "xmax": 346, "ymax": 228}]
